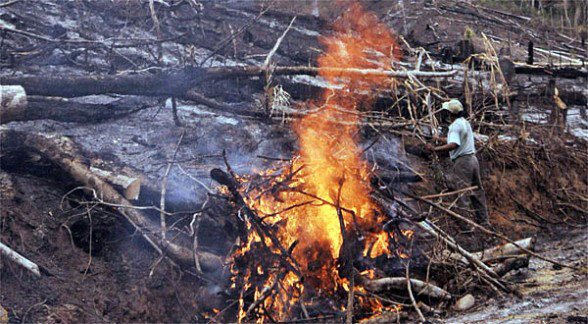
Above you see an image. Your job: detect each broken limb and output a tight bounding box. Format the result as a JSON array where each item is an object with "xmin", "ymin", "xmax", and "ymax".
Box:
[
  {"xmin": 0, "ymin": 242, "xmax": 41, "ymax": 277},
  {"xmin": 362, "ymin": 276, "xmax": 452, "ymax": 300}
]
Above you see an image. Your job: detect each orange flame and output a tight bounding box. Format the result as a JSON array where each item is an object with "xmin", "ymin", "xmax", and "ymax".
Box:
[{"xmin": 233, "ymin": 2, "xmax": 404, "ymax": 321}]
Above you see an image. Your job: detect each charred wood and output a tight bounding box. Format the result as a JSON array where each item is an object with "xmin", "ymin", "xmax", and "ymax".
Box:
[
  {"xmin": 2, "ymin": 66, "xmax": 457, "ymax": 99},
  {"xmin": 493, "ymin": 256, "xmax": 530, "ymax": 277},
  {"xmin": 514, "ymin": 64, "xmax": 588, "ymax": 79},
  {"xmin": 2, "ymin": 95, "xmax": 149, "ymax": 124}
]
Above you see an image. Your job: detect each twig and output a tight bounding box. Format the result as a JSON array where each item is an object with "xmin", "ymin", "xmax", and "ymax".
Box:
[
  {"xmin": 406, "ymin": 186, "xmax": 478, "ymax": 201},
  {"xmin": 246, "ymin": 278, "xmax": 279, "ymax": 317},
  {"xmin": 177, "ymin": 163, "xmax": 214, "ymax": 194},
  {"xmin": 299, "ymin": 300, "xmax": 310, "ymax": 319},
  {"xmin": 21, "ymin": 299, "xmax": 47, "ymax": 324},
  {"xmin": 346, "ymin": 274, "xmax": 355, "ymax": 324},
  {"xmin": 192, "ymin": 197, "xmax": 209, "ymax": 273},
  {"xmin": 405, "ymin": 260, "xmax": 425, "ymax": 322},
  {"xmin": 160, "ymin": 130, "xmax": 185, "ymax": 241}
]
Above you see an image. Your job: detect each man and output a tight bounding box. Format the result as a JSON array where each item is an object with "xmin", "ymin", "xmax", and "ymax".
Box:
[{"xmin": 425, "ymin": 99, "xmax": 490, "ymax": 229}]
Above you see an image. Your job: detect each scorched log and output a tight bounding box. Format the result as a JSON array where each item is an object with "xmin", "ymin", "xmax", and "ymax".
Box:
[{"xmin": 1, "ymin": 66, "xmax": 457, "ymax": 98}]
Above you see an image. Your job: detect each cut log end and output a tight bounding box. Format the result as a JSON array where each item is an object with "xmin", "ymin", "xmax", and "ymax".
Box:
[{"xmin": 0, "ymin": 85, "xmax": 28, "ymax": 124}]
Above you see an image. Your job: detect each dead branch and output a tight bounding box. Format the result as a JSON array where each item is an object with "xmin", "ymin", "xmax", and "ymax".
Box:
[
  {"xmin": 210, "ymin": 167, "xmax": 302, "ymax": 277},
  {"xmin": 475, "ymin": 237, "xmax": 536, "ymax": 262},
  {"xmin": 0, "ymin": 242, "xmax": 41, "ymax": 277},
  {"xmin": 160, "ymin": 131, "xmax": 185, "ymax": 241},
  {"xmin": 446, "ymin": 237, "xmax": 536, "ymax": 267},
  {"xmin": 363, "ymin": 276, "xmax": 452, "ymax": 300},
  {"xmin": 408, "ymin": 193, "xmax": 581, "ymax": 271},
  {"xmin": 88, "ymin": 167, "xmax": 142, "ymax": 200},
  {"xmin": 264, "ymin": 17, "xmax": 297, "ymax": 68},
  {"xmin": 416, "ymin": 221, "xmax": 515, "ymax": 295},
  {"xmin": 405, "ymin": 261, "xmax": 426, "ymax": 322}
]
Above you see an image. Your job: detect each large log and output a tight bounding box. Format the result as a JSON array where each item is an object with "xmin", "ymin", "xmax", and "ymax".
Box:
[
  {"xmin": 2, "ymin": 95, "xmax": 149, "ymax": 124},
  {"xmin": 1, "ymin": 66, "xmax": 457, "ymax": 98}
]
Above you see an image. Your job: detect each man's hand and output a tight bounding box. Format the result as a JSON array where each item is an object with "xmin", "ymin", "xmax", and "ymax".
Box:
[{"xmin": 424, "ymin": 143, "xmax": 435, "ymax": 152}]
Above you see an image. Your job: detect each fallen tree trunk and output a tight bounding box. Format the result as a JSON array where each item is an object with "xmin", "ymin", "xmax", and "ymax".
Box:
[
  {"xmin": 2, "ymin": 95, "xmax": 150, "ymax": 124},
  {"xmin": 514, "ymin": 63, "xmax": 588, "ymax": 79},
  {"xmin": 1, "ymin": 66, "xmax": 457, "ymax": 99},
  {"xmin": 0, "ymin": 130, "xmax": 222, "ymax": 274}
]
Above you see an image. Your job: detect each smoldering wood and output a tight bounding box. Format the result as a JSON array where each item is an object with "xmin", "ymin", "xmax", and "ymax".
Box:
[
  {"xmin": 210, "ymin": 167, "xmax": 302, "ymax": 277},
  {"xmin": 0, "ymin": 241, "xmax": 41, "ymax": 277},
  {"xmin": 0, "ymin": 130, "xmax": 222, "ymax": 274},
  {"xmin": 514, "ymin": 63, "xmax": 588, "ymax": 78},
  {"xmin": 0, "ymin": 85, "xmax": 28, "ymax": 123}
]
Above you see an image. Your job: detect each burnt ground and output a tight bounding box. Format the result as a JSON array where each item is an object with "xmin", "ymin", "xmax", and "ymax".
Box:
[{"xmin": 1, "ymin": 0, "xmax": 587, "ymax": 323}]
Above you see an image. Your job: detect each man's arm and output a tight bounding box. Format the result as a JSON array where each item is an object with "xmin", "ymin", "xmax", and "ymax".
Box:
[
  {"xmin": 429, "ymin": 142, "xmax": 458, "ymax": 152},
  {"xmin": 425, "ymin": 124, "xmax": 461, "ymax": 152}
]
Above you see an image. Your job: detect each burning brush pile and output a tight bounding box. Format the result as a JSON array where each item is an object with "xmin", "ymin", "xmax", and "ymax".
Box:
[{"xmin": 210, "ymin": 4, "xmax": 448, "ymax": 322}]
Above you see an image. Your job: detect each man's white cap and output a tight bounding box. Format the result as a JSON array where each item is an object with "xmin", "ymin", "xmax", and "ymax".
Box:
[{"xmin": 441, "ymin": 99, "xmax": 463, "ymax": 114}]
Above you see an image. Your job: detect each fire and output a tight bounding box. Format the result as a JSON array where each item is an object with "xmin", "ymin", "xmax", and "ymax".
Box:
[{"xmin": 230, "ymin": 2, "xmax": 406, "ymax": 322}]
